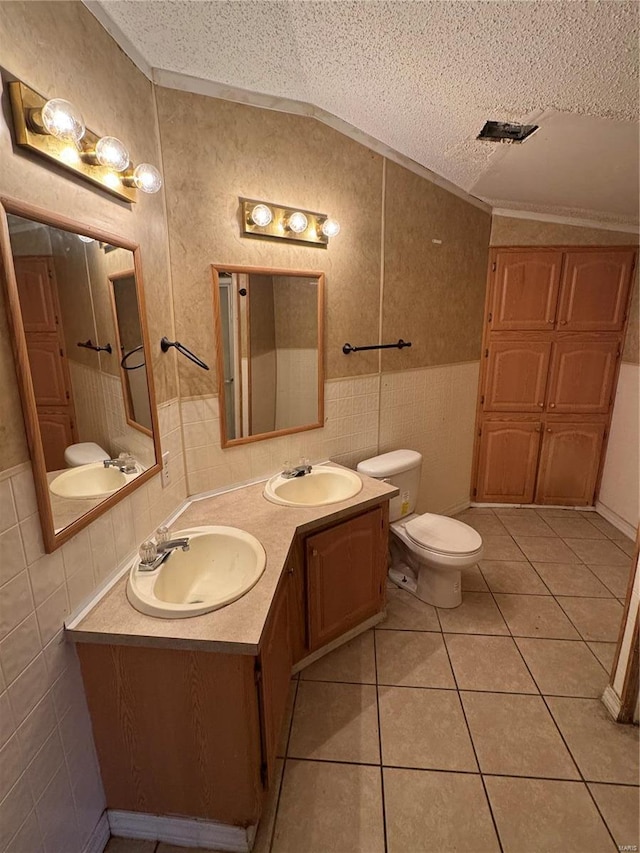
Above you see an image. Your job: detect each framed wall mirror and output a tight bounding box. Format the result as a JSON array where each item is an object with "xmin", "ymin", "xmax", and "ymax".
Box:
[
  {"xmin": 211, "ymin": 265, "xmax": 324, "ymax": 447},
  {"xmin": 0, "ymin": 198, "xmax": 161, "ymax": 552}
]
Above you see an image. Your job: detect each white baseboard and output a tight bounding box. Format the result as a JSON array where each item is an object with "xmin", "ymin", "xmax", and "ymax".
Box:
[
  {"xmin": 595, "ymin": 501, "xmax": 637, "ymax": 541},
  {"xmin": 108, "ymin": 810, "xmax": 252, "ymax": 852},
  {"xmin": 83, "ymin": 813, "xmax": 110, "ymax": 853},
  {"xmin": 292, "ymin": 611, "xmax": 386, "ymax": 674},
  {"xmin": 443, "ymin": 499, "xmax": 472, "ymax": 517},
  {"xmin": 601, "ymin": 684, "xmax": 622, "ymax": 721}
]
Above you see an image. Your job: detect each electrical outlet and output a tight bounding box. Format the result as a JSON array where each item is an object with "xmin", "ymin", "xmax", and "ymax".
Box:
[{"xmin": 161, "ymin": 451, "xmax": 170, "ymax": 487}]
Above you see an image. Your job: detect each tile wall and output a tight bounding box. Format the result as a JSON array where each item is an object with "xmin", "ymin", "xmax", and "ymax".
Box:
[{"xmin": 0, "ymin": 400, "xmax": 186, "ymax": 853}]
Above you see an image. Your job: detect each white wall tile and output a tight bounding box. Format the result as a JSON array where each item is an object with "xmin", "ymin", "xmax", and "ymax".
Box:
[
  {"xmin": 36, "ymin": 587, "xmax": 69, "ymax": 647},
  {"xmin": 0, "ymin": 572, "xmax": 35, "ymax": 641},
  {"xmin": 0, "ymin": 690, "xmax": 15, "ymax": 749},
  {"xmin": 0, "ymin": 733, "xmax": 25, "ymax": 802},
  {"xmin": 10, "ymin": 470, "xmax": 38, "ymax": 522},
  {"xmin": 0, "ymin": 480, "xmax": 17, "ymax": 535},
  {"xmin": 5, "ymin": 808, "xmax": 44, "ymax": 853},
  {"xmin": 8, "ymin": 654, "xmax": 49, "ymax": 728},
  {"xmin": 0, "ymin": 525, "xmax": 26, "ymax": 587},
  {"xmin": 0, "ymin": 615, "xmax": 41, "ymax": 686},
  {"xmin": 0, "ymin": 772, "xmax": 34, "ymax": 846},
  {"xmin": 28, "ymin": 552, "xmax": 64, "ymax": 608},
  {"xmin": 16, "ymin": 694, "xmax": 57, "ymax": 766}
]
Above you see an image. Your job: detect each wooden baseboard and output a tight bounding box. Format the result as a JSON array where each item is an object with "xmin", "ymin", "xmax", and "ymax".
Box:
[
  {"xmin": 595, "ymin": 501, "xmax": 637, "ymax": 541},
  {"xmin": 82, "ymin": 812, "xmax": 110, "ymax": 853},
  {"xmin": 108, "ymin": 810, "xmax": 252, "ymax": 852}
]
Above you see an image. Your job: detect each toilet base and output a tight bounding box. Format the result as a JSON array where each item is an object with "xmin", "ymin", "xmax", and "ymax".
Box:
[{"xmin": 389, "ymin": 561, "xmax": 462, "ymax": 609}]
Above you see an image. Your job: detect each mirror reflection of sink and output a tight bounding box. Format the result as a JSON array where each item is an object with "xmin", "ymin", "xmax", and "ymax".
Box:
[
  {"xmin": 126, "ymin": 526, "xmax": 267, "ymax": 619},
  {"xmin": 263, "ymin": 466, "xmax": 362, "ymax": 507},
  {"xmin": 49, "ymin": 462, "xmax": 127, "ymax": 500}
]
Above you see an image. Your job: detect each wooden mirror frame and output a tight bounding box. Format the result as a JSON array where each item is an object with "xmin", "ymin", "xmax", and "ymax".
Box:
[
  {"xmin": 0, "ymin": 196, "xmax": 162, "ymax": 553},
  {"xmin": 211, "ymin": 264, "xmax": 325, "ymax": 448}
]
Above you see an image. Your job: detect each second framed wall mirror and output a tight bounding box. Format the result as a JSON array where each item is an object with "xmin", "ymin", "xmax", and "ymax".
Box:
[
  {"xmin": 211, "ymin": 265, "xmax": 324, "ymax": 447},
  {"xmin": 0, "ymin": 198, "xmax": 161, "ymax": 552}
]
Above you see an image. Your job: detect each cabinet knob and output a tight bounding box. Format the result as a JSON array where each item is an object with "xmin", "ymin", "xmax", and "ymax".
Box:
[
  {"xmin": 538, "ymin": 402, "xmax": 544, "ymax": 407},
  {"xmin": 549, "ymin": 402, "xmax": 556, "ymax": 408},
  {"xmin": 547, "ymin": 428, "xmax": 552, "ymax": 433},
  {"xmin": 547, "ymin": 319, "xmax": 554, "ymax": 324},
  {"xmin": 559, "ymin": 319, "xmax": 567, "ymax": 325}
]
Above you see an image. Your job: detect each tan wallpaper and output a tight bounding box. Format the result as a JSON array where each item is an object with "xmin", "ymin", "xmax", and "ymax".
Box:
[
  {"xmin": 0, "ymin": 0, "xmax": 176, "ymax": 472},
  {"xmin": 155, "ymin": 86, "xmax": 384, "ymax": 394},
  {"xmin": 490, "ymin": 215, "xmax": 638, "ymax": 247},
  {"xmin": 382, "ymin": 161, "xmax": 491, "ymax": 371}
]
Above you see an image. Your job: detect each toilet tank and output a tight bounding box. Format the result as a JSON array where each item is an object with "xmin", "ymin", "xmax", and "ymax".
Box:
[{"xmin": 357, "ymin": 450, "xmax": 422, "ymax": 522}]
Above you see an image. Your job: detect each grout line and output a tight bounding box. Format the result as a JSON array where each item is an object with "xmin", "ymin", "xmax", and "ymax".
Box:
[
  {"xmin": 269, "ymin": 679, "xmax": 300, "ymax": 853},
  {"xmin": 372, "ymin": 627, "xmax": 389, "ymax": 853}
]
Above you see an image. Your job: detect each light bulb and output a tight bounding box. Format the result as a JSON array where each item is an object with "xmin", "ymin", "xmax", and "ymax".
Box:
[
  {"xmin": 41, "ymin": 99, "xmax": 85, "ymax": 143},
  {"xmin": 287, "ymin": 211, "xmax": 307, "ymax": 234},
  {"xmin": 133, "ymin": 163, "xmax": 162, "ymax": 194},
  {"xmin": 95, "ymin": 136, "xmax": 130, "ymax": 172},
  {"xmin": 321, "ymin": 218, "xmax": 341, "ymax": 238},
  {"xmin": 250, "ymin": 204, "xmax": 273, "ymax": 227},
  {"xmin": 78, "ymin": 235, "xmax": 94, "ymax": 243}
]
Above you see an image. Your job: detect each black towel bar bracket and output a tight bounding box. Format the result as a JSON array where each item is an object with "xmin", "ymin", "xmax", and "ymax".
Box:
[
  {"xmin": 160, "ymin": 336, "xmax": 209, "ymax": 370},
  {"xmin": 342, "ymin": 339, "xmax": 411, "ymax": 355},
  {"xmin": 77, "ymin": 339, "xmax": 112, "ymax": 354}
]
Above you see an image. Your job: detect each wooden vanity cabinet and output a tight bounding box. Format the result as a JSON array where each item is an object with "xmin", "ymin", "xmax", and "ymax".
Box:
[
  {"xmin": 535, "ymin": 421, "xmax": 606, "ymax": 506},
  {"xmin": 476, "ymin": 420, "xmax": 541, "ymax": 504}
]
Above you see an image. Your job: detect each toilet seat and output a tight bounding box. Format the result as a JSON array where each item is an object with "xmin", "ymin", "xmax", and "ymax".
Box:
[
  {"xmin": 402, "ymin": 513, "xmax": 482, "ymax": 557},
  {"xmin": 64, "ymin": 442, "xmax": 110, "ymax": 467}
]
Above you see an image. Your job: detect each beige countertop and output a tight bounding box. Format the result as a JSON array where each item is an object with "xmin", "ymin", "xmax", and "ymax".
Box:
[{"xmin": 67, "ymin": 466, "xmax": 397, "ymax": 656}]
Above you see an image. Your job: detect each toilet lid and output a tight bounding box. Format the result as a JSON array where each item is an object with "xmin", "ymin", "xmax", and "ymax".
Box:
[
  {"xmin": 404, "ymin": 513, "xmax": 482, "ymax": 556},
  {"xmin": 64, "ymin": 442, "xmax": 110, "ymax": 465}
]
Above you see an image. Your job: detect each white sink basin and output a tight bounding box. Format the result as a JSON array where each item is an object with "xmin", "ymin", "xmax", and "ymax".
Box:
[
  {"xmin": 126, "ymin": 526, "xmax": 267, "ymax": 619},
  {"xmin": 49, "ymin": 463, "xmax": 127, "ymax": 500},
  {"xmin": 263, "ymin": 466, "xmax": 362, "ymax": 507}
]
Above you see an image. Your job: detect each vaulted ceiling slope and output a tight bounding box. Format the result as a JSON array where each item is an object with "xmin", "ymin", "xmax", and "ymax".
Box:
[{"xmin": 94, "ymin": 0, "xmax": 639, "ymax": 226}]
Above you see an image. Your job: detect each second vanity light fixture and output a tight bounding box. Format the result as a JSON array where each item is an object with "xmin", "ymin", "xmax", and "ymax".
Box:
[
  {"xmin": 241, "ymin": 198, "xmax": 341, "ymax": 246},
  {"xmin": 8, "ymin": 80, "xmax": 162, "ymax": 203}
]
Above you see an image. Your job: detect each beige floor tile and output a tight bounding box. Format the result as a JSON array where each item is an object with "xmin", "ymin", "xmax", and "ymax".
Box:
[
  {"xmin": 515, "ymin": 638, "xmax": 608, "ymax": 698},
  {"xmin": 106, "ymin": 841, "xmax": 156, "ymax": 853},
  {"xmin": 494, "ymin": 593, "xmax": 580, "ymax": 639},
  {"xmin": 157, "ymin": 845, "xmax": 224, "ymax": 853},
  {"xmin": 272, "ymin": 760, "xmax": 384, "ymax": 853},
  {"xmin": 616, "ymin": 538, "xmax": 636, "ymax": 557},
  {"xmin": 513, "ymin": 536, "xmax": 581, "ymax": 563},
  {"xmin": 379, "ymin": 686, "xmax": 477, "ymax": 771},
  {"xmin": 378, "ymin": 589, "xmax": 440, "ymax": 631},
  {"xmin": 556, "ymin": 596, "xmax": 624, "ymax": 642},
  {"xmin": 276, "ymin": 680, "xmax": 298, "ymax": 757},
  {"xmin": 288, "ymin": 681, "xmax": 380, "ymax": 764},
  {"xmin": 532, "ymin": 562, "xmax": 613, "ymax": 597},
  {"xmin": 586, "ymin": 562, "xmax": 634, "ymax": 597},
  {"xmin": 535, "ymin": 508, "xmax": 584, "ymax": 519},
  {"xmin": 462, "ymin": 692, "xmax": 579, "ymax": 779},
  {"xmin": 547, "ymin": 697, "xmax": 640, "ymax": 785},
  {"xmin": 587, "ymin": 515, "xmax": 631, "ymax": 541},
  {"xmin": 564, "ymin": 538, "xmax": 630, "ymax": 565},
  {"xmin": 548, "ymin": 697, "xmax": 640, "ymax": 784},
  {"xmin": 445, "ymin": 634, "xmax": 537, "ymax": 693},
  {"xmin": 542, "ymin": 515, "xmax": 607, "ymax": 539},
  {"xmin": 588, "ymin": 783, "xmax": 640, "ymax": 851},
  {"xmin": 494, "ymin": 508, "xmax": 541, "ymax": 517},
  {"xmin": 485, "ymin": 777, "xmax": 614, "ymax": 853},
  {"xmin": 481, "ymin": 535, "xmax": 526, "ymax": 561},
  {"xmin": 587, "ymin": 641, "xmax": 617, "ymax": 673},
  {"xmin": 384, "ymin": 768, "xmax": 500, "ymax": 853},
  {"xmin": 500, "ymin": 514, "xmax": 556, "ymax": 537},
  {"xmin": 479, "ymin": 560, "xmax": 549, "ymax": 594},
  {"xmin": 455, "ymin": 512, "xmax": 508, "ymax": 536},
  {"xmin": 437, "ymin": 592, "xmax": 509, "ymax": 635},
  {"xmin": 461, "ymin": 564, "xmax": 489, "ymax": 591},
  {"xmin": 376, "ymin": 630, "xmax": 455, "ymax": 688},
  {"xmin": 253, "ymin": 758, "xmax": 284, "ymax": 853},
  {"xmin": 300, "ymin": 630, "xmax": 376, "ymax": 684}
]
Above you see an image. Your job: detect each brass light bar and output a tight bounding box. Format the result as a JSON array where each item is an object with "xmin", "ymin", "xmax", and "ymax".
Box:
[
  {"xmin": 8, "ymin": 80, "xmax": 137, "ymax": 203},
  {"xmin": 240, "ymin": 198, "xmax": 330, "ymax": 247}
]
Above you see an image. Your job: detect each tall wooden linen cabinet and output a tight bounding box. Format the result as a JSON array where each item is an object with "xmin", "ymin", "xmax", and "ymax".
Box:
[{"xmin": 473, "ymin": 247, "xmax": 637, "ymax": 506}]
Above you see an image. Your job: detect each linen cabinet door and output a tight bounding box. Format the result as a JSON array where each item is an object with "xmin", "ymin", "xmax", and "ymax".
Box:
[
  {"xmin": 546, "ymin": 341, "xmax": 619, "ymax": 414},
  {"xmin": 484, "ymin": 342, "xmax": 551, "ymax": 412},
  {"xmin": 491, "ymin": 251, "xmax": 563, "ymax": 330},
  {"xmin": 557, "ymin": 251, "xmax": 635, "ymax": 331},
  {"xmin": 476, "ymin": 421, "xmax": 541, "ymax": 503},
  {"xmin": 306, "ymin": 508, "xmax": 385, "ymax": 651},
  {"xmin": 535, "ymin": 422, "xmax": 606, "ymax": 506}
]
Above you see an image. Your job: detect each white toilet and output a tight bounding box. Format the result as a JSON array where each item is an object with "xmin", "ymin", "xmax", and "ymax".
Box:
[
  {"xmin": 64, "ymin": 442, "xmax": 110, "ymax": 468},
  {"xmin": 357, "ymin": 450, "xmax": 483, "ymax": 608}
]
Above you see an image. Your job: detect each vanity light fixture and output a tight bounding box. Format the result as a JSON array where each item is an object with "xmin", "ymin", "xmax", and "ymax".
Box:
[
  {"xmin": 8, "ymin": 79, "xmax": 162, "ymax": 203},
  {"xmin": 240, "ymin": 198, "xmax": 341, "ymax": 247}
]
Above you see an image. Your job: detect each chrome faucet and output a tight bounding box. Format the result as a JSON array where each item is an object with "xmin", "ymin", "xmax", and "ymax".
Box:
[
  {"xmin": 138, "ymin": 536, "xmax": 190, "ymax": 572},
  {"xmin": 282, "ymin": 460, "xmax": 312, "ymax": 479},
  {"xmin": 104, "ymin": 454, "xmax": 137, "ymax": 474}
]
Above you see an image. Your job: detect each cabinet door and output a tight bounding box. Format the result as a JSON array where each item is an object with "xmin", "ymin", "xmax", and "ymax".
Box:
[
  {"xmin": 258, "ymin": 578, "xmax": 292, "ymax": 787},
  {"xmin": 25, "ymin": 334, "xmax": 70, "ymax": 407},
  {"xmin": 14, "ymin": 257, "xmax": 57, "ymax": 332},
  {"xmin": 306, "ymin": 508, "xmax": 385, "ymax": 651},
  {"xmin": 536, "ymin": 422, "xmax": 605, "ymax": 506},
  {"xmin": 557, "ymin": 251, "xmax": 635, "ymax": 331},
  {"xmin": 492, "ymin": 251, "xmax": 562, "ymax": 330},
  {"xmin": 38, "ymin": 411, "xmax": 75, "ymax": 471},
  {"xmin": 546, "ymin": 341, "xmax": 619, "ymax": 414},
  {"xmin": 484, "ymin": 342, "xmax": 551, "ymax": 412},
  {"xmin": 476, "ymin": 421, "xmax": 541, "ymax": 503}
]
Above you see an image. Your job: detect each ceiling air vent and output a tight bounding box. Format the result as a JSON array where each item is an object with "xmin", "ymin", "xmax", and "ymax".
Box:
[{"xmin": 477, "ymin": 121, "xmax": 539, "ymax": 143}]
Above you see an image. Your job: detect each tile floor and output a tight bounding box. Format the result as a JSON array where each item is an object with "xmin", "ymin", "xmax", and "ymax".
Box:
[{"xmin": 106, "ymin": 508, "xmax": 638, "ymax": 853}]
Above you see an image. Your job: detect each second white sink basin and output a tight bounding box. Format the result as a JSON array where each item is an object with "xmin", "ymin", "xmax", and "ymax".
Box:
[
  {"xmin": 127, "ymin": 526, "xmax": 266, "ymax": 619},
  {"xmin": 49, "ymin": 462, "xmax": 127, "ymax": 500},
  {"xmin": 263, "ymin": 466, "xmax": 362, "ymax": 507}
]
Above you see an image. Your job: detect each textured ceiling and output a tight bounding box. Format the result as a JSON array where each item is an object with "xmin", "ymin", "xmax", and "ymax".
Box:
[{"xmin": 95, "ymin": 0, "xmax": 639, "ymax": 225}]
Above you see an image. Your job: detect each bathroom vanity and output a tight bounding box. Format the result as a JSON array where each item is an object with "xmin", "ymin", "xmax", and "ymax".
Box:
[{"xmin": 68, "ymin": 469, "xmax": 396, "ymax": 840}]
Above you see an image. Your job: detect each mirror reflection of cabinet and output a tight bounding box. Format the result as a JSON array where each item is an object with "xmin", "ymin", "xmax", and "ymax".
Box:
[
  {"xmin": 0, "ymin": 198, "xmax": 161, "ymax": 552},
  {"xmin": 211, "ymin": 265, "xmax": 324, "ymax": 447}
]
